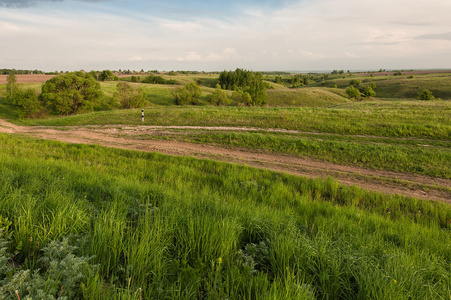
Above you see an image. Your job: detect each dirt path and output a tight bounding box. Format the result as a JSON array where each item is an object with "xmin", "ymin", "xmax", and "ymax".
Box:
[{"xmin": 1, "ymin": 119, "xmax": 450, "ymax": 204}]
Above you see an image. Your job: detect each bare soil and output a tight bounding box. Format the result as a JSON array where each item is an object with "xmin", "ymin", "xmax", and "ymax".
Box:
[{"xmin": 0, "ymin": 119, "xmax": 449, "ymax": 204}]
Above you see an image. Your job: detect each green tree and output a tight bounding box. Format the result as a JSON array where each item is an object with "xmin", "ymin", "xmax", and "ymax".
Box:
[
  {"xmin": 6, "ymin": 72, "xmax": 19, "ymax": 101},
  {"xmin": 88, "ymin": 71, "xmax": 98, "ymax": 80},
  {"xmin": 115, "ymin": 82, "xmax": 147, "ymax": 109},
  {"xmin": 40, "ymin": 71, "xmax": 104, "ymax": 115},
  {"xmin": 418, "ymin": 89, "xmax": 435, "ymax": 100},
  {"xmin": 98, "ymin": 70, "xmax": 118, "ymax": 81},
  {"xmin": 345, "ymin": 86, "xmax": 361, "ymax": 99},
  {"xmin": 362, "ymin": 86, "xmax": 376, "ymax": 97},
  {"xmin": 208, "ymin": 84, "xmax": 230, "ymax": 106},
  {"xmin": 245, "ymin": 73, "xmax": 267, "ymax": 106},
  {"xmin": 14, "ymin": 89, "xmax": 44, "ymax": 118}
]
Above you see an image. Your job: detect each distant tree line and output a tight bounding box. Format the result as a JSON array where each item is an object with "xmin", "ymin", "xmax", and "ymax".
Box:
[{"xmin": 1, "ymin": 69, "xmax": 46, "ymax": 75}]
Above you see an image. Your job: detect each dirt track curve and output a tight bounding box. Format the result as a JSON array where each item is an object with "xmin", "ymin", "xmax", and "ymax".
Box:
[{"xmin": 0, "ymin": 119, "xmax": 450, "ymax": 204}]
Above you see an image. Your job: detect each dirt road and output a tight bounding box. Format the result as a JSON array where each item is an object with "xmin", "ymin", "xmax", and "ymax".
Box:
[{"xmin": 1, "ymin": 119, "xmax": 450, "ymax": 203}]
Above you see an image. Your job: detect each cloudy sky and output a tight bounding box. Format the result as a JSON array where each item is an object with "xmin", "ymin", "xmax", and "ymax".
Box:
[{"xmin": 1, "ymin": 0, "xmax": 451, "ymax": 72}]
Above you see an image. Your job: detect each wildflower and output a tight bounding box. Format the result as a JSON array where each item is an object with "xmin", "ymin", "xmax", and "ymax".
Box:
[
  {"xmin": 218, "ymin": 257, "xmax": 222, "ymax": 264},
  {"xmin": 392, "ymin": 279, "xmax": 397, "ymax": 284}
]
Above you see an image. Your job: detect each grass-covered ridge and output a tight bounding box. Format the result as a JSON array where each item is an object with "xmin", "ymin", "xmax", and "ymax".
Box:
[{"xmin": 0, "ymin": 133, "xmax": 450, "ymax": 299}]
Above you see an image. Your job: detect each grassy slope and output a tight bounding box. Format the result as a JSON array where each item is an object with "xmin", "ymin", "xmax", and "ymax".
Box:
[
  {"xmin": 1, "ymin": 134, "xmax": 450, "ymax": 299},
  {"xmin": 325, "ymin": 73, "xmax": 451, "ymax": 100},
  {"xmin": 267, "ymin": 87, "xmax": 349, "ymax": 107}
]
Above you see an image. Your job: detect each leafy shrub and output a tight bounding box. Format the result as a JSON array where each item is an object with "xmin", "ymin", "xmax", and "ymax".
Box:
[
  {"xmin": 349, "ymin": 79, "xmax": 362, "ymax": 87},
  {"xmin": 231, "ymin": 90, "xmax": 252, "ymax": 106},
  {"xmin": 173, "ymin": 83, "xmax": 202, "ymax": 105},
  {"xmin": 418, "ymin": 89, "xmax": 435, "ymax": 100},
  {"xmin": 115, "ymin": 82, "xmax": 147, "ymax": 109},
  {"xmin": 362, "ymin": 86, "xmax": 376, "ymax": 97},
  {"xmin": 142, "ymin": 75, "xmax": 166, "ymax": 84},
  {"xmin": 208, "ymin": 84, "xmax": 230, "ymax": 106},
  {"xmin": 345, "ymin": 86, "xmax": 361, "ymax": 99},
  {"xmin": 0, "ymin": 237, "xmax": 97, "ymax": 300},
  {"xmin": 142, "ymin": 75, "xmax": 178, "ymax": 85},
  {"xmin": 14, "ymin": 89, "xmax": 44, "ymax": 118}
]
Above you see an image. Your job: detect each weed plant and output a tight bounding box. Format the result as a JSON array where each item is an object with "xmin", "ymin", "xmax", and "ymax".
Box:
[{"xmin": 0, "ymin": 133, "xmax": 450, "ymax": 299}]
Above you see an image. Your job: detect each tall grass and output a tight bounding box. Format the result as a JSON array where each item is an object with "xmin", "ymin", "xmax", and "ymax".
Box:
[{"xmin": 0, "ymin": 133, "xmax": 450, "ymax": 299}]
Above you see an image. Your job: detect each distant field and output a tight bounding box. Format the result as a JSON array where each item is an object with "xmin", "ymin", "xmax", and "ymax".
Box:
[
  {"xmin": 0, "ymin": 74, "xmax": 57, "ymax": 84},
  {"xmin": 325, "ymin": 72, "xmax": 451, "ymax": 100}
]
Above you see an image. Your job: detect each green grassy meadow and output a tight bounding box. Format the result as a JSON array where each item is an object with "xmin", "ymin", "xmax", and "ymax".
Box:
[
  {"xmin": 0, "ymin": 134, "xmax": 450, "ymax": 299},
  {"xmin": 0, "ymin": 71, "xmax": 450, "ymax": 299}
]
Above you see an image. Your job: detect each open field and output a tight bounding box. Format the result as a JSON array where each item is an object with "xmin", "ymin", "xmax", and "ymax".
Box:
[
  {"xmin": 0, "ymin": 71, "xmax": 450, "ymax": 299},
  {"xmin": 0, "ymin": 133, "xmax": 450, "ymax": 299},
  {"xmin": 0, "ymin": 74, "xmax": 57, "ymax": 84}
]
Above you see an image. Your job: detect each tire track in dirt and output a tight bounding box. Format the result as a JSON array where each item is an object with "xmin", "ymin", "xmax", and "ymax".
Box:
[{"xmin": 1, "ymin": 119, "xmax": 450, "ymax": 204}]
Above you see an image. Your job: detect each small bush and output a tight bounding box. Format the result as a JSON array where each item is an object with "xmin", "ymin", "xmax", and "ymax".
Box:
[
  {"xmin": 362, "ymin": 86, "xmax": 376, "ymax": 97},
  {"xmin": 208, "ymin": 84, "xmax": 230, "ymax": 106},
  {"xmin": 173, "ymin": 83, "xmax": 202, "ymax": 105},
  {"xmin": 418, "ymin": 89, "xmax": 435, "ymax": 100},
  {"xmin": 231, "ymin": 90, "xmax": 252, "ymax": 106},
  {"xmin": 345, "ymin": 86, "xmax": 361, "ymax": 99},
  {"xmin": 115, "ymin": 82, "xmax": 147, "ymax": 109}
]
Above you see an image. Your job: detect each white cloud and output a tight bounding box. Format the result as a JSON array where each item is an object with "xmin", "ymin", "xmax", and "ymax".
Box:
[{"xmin": 1, "ymin": 0, "xmax": 451, "ymax": 71}]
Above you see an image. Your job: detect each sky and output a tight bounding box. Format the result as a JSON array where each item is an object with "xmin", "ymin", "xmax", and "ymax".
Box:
[{"xmin": 1, "ymin": 0, "xmax": 451, "ymax": 72}]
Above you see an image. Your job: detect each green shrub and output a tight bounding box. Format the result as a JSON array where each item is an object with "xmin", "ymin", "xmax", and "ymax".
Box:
[
  {"xmin": 345, "ymin": 86, "xmax": 361, "ymax": 99},
  {"xmin": 115, "ymin": 82, "xmax": 147, "ymax": 109},
  {"xmin": 14, "ymin": 89, "xmax": 44, "ymax": 118},
  {"xmin": 418, "ymin": 89, "xmax": 435, "ymax": 100},
  {"xmin": 231, "ymin": 90, "xmax": 252, "ymax": 106},
  {"xmin": 173, "ymin": 83, "xmax": 202, "ymax": 105},
  {"xmin": 208, "ymin": 84, "xmax": 230, "ymax": 106},
  {"xmin": 0, "ymin": 237, "xmax": 97, "ymax": 300},
  {"xmin": 142, "ymin": 75, "xmax": 166, "ymax": 84},
  {"xmin": 362, "ymin": 86, "xmax": 376, "ymax": 97}
]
